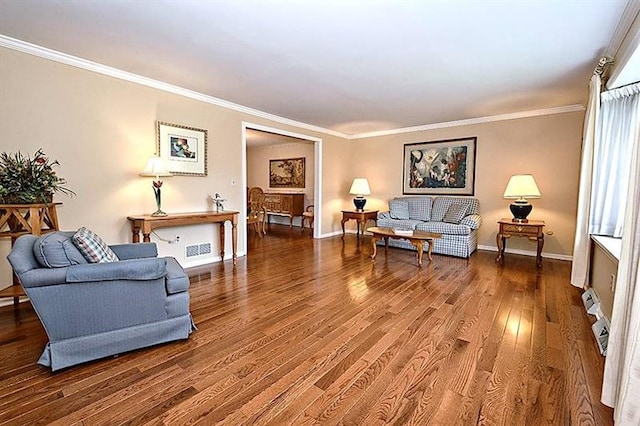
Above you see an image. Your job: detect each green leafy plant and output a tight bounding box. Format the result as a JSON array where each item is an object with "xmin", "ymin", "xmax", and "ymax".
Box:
[{"xmin": 0, "ymin": 148, "xmax": 75, "ymax": 204}]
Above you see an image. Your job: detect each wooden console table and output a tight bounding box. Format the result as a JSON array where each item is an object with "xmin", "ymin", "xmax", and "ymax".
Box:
[
  {"xmin": 0, "ymin": 203, "xmax": 62, "ymax": 305},
  {"xmin": 127, "ymin": 211, "xmax": 239, "ymax": 265},
  {"xmin": 496, "ymin": 218, "xmax": 545, "ymax": 268}
]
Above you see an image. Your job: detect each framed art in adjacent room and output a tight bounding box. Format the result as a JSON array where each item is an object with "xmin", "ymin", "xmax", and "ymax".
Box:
[
  {"xmin": 403, "ymin": 136, "xmax": 477, "ymax": 195},
  {"xmin": 269, "ymin": 157, "xmax": 305, "ymax": 188},
  {"xmin": 157, "ymin": 121, "xmax": 208, "ymax": 176}
]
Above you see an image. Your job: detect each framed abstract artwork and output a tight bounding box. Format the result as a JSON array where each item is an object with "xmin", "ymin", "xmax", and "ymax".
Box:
[
  {"xmin": 157, "ymin": 121, "xmax": 207, "ymax": 176},
  {"xmin": 269, "ymin": 157, "xmax": 305, "ymax": 188},
  {"xmin": 403, "ymin": 137, "xmax": 477, "ymax": 195}
]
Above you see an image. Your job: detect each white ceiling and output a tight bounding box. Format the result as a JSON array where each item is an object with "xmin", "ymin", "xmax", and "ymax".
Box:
[{"xmin": 0, "ymin": 0, "xmax": 632, "ymax": 136}]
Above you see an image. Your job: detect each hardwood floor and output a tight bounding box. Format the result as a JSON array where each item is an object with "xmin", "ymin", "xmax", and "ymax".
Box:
[{"xmin": 0, "ymin": 224, "xmax": 613, "ymax": 425}]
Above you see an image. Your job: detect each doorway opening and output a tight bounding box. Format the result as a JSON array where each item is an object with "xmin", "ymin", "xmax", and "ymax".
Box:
[{"xmin": 241, "ymin": 123, "xmax": 322, "ymax": 252}]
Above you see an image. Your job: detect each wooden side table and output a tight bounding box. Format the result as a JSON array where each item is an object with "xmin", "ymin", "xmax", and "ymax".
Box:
[
  {"xmin": 496, "ymin": 218, "xmax": 545, "ymax": 268},
  {"xmin": 341, "ymin": 210, "xmax": 378, "ymax": 241},
  {"xmin": 0, "ymin": 203, "xmax": 62, "ymax": 305}
]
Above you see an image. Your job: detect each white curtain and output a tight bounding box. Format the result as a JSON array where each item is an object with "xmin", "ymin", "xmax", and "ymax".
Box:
[
  {"xmin": 571, "ymin": 75, "xmax": 601, "ymax": 288},
  {"xmin": 589, "ymin": 84, "xmax": 640, "ymax": 237},
  {"xmin": 601, "ymin": 88, "xmax": 640, "ymax": 423}
]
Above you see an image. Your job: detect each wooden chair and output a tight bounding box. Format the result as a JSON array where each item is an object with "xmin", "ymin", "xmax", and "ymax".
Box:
[
  {"xmin": 247, "ymin": 187, "xmax": 267, "ymax": 236},
  {"xmin": 301, "ymin": 204, "xmax": 314, "ymax": 234}
]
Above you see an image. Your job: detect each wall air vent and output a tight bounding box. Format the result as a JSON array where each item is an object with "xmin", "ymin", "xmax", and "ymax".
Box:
[
  {"xmin": 186, "ymin": 244, "xmax": 199, "ymax": 258},
  {"xmin": 186, "ymin": 243, "xmax": 212, "ymax": 258},
  {"xmin": 199, "ymin": 243, "xmax": 211, "ymax": 255}
]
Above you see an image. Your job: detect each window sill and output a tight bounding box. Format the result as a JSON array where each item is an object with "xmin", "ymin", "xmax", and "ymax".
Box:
[{"xmin": 591, "ymin": 235, "xmax": 622, "ymax": 263}]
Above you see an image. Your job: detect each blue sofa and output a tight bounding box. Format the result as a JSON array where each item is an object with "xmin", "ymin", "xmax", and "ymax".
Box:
[
  {"xmin": 7, "ymin": 232, "xmax": 195, "ymax": 371},
  {"xmin": 376, "ymin": 196, "xmax": 482, "ymax": 258}
]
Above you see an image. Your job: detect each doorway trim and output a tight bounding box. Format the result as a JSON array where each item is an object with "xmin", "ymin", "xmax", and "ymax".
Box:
[{"xmin": 241, "ymin": 122, "xmax": 323, "ymax": 248}]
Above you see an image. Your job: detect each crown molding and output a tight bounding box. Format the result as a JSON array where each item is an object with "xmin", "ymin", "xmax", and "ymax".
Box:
[
  {"xmin": 350, "ymin": 104, "xmax": 586, "ymax": 139},
  {"xmin": 604, "ymin": 0, "xmax": 640, "ymax": 59},
  {"xmin": 1, "ymin": 34, "xmax": 585, "ymax": 142},
  {"xmin": 0, "ymin": 34, "xmax": 349, "ymax": 140},
  {"xmin": 606, "ymin": 1, "xmax": 640, "ymax": 88}
]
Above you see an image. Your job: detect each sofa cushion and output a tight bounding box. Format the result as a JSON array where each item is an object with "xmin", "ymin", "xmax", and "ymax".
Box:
[
  {"xmin": 72, "ymin": 227, "xmax": 119, "ymax": 263},
  {"xmin": 33, "ymin": 231, "xmax": 88, "ymax": 268},
  {"xmin": 389, "ymin": 199, "xmax": 410, "ymax": 220},
  {"xmin": 404, "ymin": 197, "xmax": 432, "ymax": 221},
  {"xmin": 376, "ymin": 218, "xmax": 424, "ymax": 230},
  {"xmin": 443, "ymin": 203, "xmax": 468, "ymax": 224},
  {"xmin": 415, "ymin": 221, "xmax": 472, "ymax": 236}
]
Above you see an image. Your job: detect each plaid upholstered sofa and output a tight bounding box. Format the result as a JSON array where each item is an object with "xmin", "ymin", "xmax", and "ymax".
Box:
[{"xmin": 376, "ymin": 196, "xmax": 482, "ymax": 258}]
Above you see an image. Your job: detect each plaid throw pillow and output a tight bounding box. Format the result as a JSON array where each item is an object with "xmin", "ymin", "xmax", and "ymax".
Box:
[
  {"xmin": 389, "ymin": 199, "xmax": 410, "ymax": 220},
  {"xmin": 443, "ymin": 203, "xmax": 468, "ymax": 224},
  {"xmin": 72, "ymin": 227, "xmax": 119, "ymax": 263}
]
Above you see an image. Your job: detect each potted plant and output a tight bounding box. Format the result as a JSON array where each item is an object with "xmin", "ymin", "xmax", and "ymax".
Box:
[{"xmin": 0, "ymin": 148, "xmax": 75, "ymax": 204}]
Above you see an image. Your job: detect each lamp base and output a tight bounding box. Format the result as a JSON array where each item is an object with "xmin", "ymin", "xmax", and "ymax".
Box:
[
  {"xmin": 353, "ymin": 197, "xmax": 367, "ymax": 211},
  {"xmin": 151, "ymin": 209, "xmax": 168, "ymax": 217},
  {"xmin": 509, "ymin": 201, "xmax": 532, "ymax": 223}
]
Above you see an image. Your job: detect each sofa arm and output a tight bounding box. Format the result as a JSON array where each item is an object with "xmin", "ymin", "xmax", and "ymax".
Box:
[
  {"xmin": 165, "ymin": 257, "xmax": 189, "ymax": 294},
  {"xmin": 66, "ymin": 257, "xmax": 166, "ymax": 283},
  {"xmin": 17, "ymin": 267, "xmax": 69, "ymax": 289},
  {"xmin": 378, "ymin": 211, "xmax": 391, "ymax": 220},
  {"xmin": 460, "ymin": 214, "xmax": 482, "ymax": 230},
  {"xmin": 109, "ymin": 243, "xmax": 158, "ymax": 260}
]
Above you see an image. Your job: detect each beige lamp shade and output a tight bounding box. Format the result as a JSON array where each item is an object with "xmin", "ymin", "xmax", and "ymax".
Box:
[
  {"xmin": 140, "ymin": 156, "xmax": 172, "ymax": 179},
  {"xmin": 503, "ymin": 174, "xmax": 541, "ymax": 200},
  {"xmin": 349, "ymin": 178, "xmax": 371, "ymax": 196}
]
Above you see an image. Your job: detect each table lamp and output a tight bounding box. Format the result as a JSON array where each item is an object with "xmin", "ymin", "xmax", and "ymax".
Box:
[
  {"xmin": 349, "ymin": 178, "xmax": 371, "ymax": 211},
  {"xmin": 140, "ymin": 156, "xmax": 172, "ymax": 216},
  {"xmin": 503, "ymin": 174, "xmax": 541, "ymax": 222}
]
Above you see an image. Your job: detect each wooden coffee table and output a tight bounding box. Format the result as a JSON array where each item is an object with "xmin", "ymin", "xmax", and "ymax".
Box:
[{"xmin": 368, "ymin": 227, "xmax": 441, "ymax": 267}]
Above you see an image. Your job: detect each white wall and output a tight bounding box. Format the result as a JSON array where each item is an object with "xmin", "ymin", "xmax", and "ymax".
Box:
[{"xmin": 0, "ymin": 46, "xmax": 351, "ymax": 291}]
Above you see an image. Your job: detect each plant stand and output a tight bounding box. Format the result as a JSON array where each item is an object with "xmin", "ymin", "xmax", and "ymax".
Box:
[{"xmin": 0, "ymin": 203, "xmax": 62, "ymax": 306}]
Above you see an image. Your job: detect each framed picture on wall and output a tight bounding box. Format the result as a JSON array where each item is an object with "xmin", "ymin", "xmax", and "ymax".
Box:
[
  {"xmin": 403, "ymin": 137, "xmax": 477, "ymax": 195},
  {"xmin": 269, "ymin": 157, "xmax": 305, "ymax": 188},
  {"xmin": 157, "ymin": 121, "xmax": 208, "ymax": 176}
]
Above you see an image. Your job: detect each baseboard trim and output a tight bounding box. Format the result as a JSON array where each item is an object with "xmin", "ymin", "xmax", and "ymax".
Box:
[
  {"xmin": 0, "ymin": 297, "xmax": 28, "ymax": 308},
  {"xmin": 478, "ymin": 244, "xmax": 572, "ymax": 261}
]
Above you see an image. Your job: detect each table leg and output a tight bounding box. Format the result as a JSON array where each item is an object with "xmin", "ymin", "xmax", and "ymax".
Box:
[
  {"xmin": 131, "ymin": 224, "xmax": 141, "ymax": 243},
  {"xmin": 370, "ymin": 235, "xmax": 379, "ymax": 260},
  {"xmin": 496, "ymin": 233, "xmax": 505, "ymax": 263},
  {"xmin": 47, "ymin": 204, "xmax": 60, "ymax": 230},
  {"xmin": 356, "ymin": 220, "xmax": 361, "ymax": 240},
  {"xmin": 219, "ymin": 222, "xmax": 226, "ymax": 260},
  {"xmin": 232, "ymin": 221, "xmax": 237, "ymax": 265},
  {"xmin": 341, "ymin": 218, "xmax": 348, "ymax": 240},
  {"xmin": 142, "ymin": 233, "xmax": 151, "ymax": 243},
  {"xmin": 410, "ymin": 240, "xmax": 425, "ymax": 267},
  {"xmin": 12, "ymin": 271, "xmax": 20, "ymax": 306},
  {"xmin": 536, "ymin": 234, "xmax": 544, "ymax": 268},
  {"xmin": 426, "ymin": 240, "xmax": 434, "ymax": 261}
]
